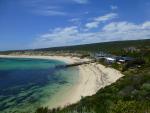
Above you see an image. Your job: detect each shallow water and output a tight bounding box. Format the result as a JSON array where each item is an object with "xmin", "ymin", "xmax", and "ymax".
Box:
[{"xmin": 0, "ymin": 58, "xmax": 79, "ymax": 113}]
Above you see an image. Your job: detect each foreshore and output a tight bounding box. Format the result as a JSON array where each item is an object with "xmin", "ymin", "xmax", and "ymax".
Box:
[{"xmin": 0, "ymin": 55, "xmax": 124, "ymax": 108}]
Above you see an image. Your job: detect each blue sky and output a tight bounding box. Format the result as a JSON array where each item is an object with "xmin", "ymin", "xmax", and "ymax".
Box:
[{"xmin": 0, "ymin": 0, "xmax": 150, "ymax": 50}]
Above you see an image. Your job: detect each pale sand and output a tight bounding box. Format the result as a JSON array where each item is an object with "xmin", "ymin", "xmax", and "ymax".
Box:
[{"xmin": 0, "ymin": 55, "xmax": 124, "ymax": 108}]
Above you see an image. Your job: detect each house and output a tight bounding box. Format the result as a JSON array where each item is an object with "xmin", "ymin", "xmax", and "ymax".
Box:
[
  {"xmin": 117, "ymin": 57, "xmax": 135, "ymax": 63},
  {"xmin": 90, "ymin": 51, "xmax": 112, "ymax": 60},
  {"xmin": 105, "ymin": 56, "xmax": 135, "ymax": 64},
  {"xmin": 90, "ymin": 51, "xmax": 135, "ymax": 65},
  {"xmin": 105, "ymin": 57, "xmax": 116, "ymax": 63}
]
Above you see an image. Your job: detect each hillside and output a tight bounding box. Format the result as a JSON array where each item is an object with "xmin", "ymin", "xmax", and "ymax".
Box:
[
  {"xmin": 0, "ymin": 39, "xmax": 150, "ymax": 113},
  {"xmin": 32, "ymin": 39, "xmax": 150, "ymax": 113}
]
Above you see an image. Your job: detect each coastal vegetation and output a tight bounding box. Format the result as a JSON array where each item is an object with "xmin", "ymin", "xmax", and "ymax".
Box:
[{"xmin": 0, "ymin": 39, "xmax": 150, "ymax": 113}]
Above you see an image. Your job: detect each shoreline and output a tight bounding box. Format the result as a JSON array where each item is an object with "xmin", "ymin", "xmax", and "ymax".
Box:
[{"xmin": 0, "ymin": 55, "xmax": 124, "ymax": 109}]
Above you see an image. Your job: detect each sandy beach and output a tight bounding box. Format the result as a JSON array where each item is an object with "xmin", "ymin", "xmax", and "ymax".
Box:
[{"xmin": 0, "ymin": 55, "xmax": 124, "ymax": 108}]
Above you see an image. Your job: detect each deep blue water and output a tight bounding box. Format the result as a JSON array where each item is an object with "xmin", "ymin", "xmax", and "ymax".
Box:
[{"xmin": 0, "ymin": 58, "xmax": 78, "ymax": 113}]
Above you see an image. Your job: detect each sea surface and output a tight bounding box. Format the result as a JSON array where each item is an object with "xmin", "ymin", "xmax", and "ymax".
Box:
[{"xmin": 0, "ymin": 58, "xmax": 79, "ymax": 113}]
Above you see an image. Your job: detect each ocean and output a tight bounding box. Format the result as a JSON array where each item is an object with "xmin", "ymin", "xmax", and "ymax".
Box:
[{"xmin": 0, "ymin": 57, "xmax": 79, "ymax": 113}]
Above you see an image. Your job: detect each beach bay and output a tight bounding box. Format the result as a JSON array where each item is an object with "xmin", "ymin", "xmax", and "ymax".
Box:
[{"xmin": 0, "ymin": 55, "xmax": 124, "ymax": 113}]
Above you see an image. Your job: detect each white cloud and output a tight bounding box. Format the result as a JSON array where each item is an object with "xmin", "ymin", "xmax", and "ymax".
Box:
[
  {"xmin": 69, "ymin": 18, "xmax": 80, "ymax": 22},
  {"xmin": 69, "ymin": 18, "xmax": 81, "ymax": 26},
  {"xmin": 35, "ymin": 10, "xmax": 66, "ymax": 16},
  {"xmin": 33, "ymin": 6, "xmax": 67, "ymax": 16},
  {"xmin": 72, "ymin": 0, "xmax": 89, "ymax": 4},
  {"xmin": 22, "ymin": 0, "xmax": 89, "ymax": 17},
  {"xmin": 32, "ymin": 26, "xmax": 79, "ymax": 47},
  {"xmin": 110, "ymin": 5, "xmax": 118, "ymax": 10},
  {"xmin": 31, "ymin": 21, "xmax": 150, "ymax": 48},
  {"xmin": 142, "ymin": 21, "xmax": 150, "ymax": 29},
  {"xmin": 101, "ymin": 21, "xmax": 150, "ymax": 41},
  {"xmin": 94, "ymin": 13, "xmax": 118, "ymax": 22},
  {"xmin": 85, "ymin": 13, "xmax": 118, "ymax": 29},
  {"xmin": 85, "ymin": 21, "xmax": 99, "ymax": 29},
  {"xmin": 22, "ymin": 0, "xmax": 67, "ymax": 16},
  {"xmin": 102, "ymin": 22, "xmax": 140, "ymax": 32}
]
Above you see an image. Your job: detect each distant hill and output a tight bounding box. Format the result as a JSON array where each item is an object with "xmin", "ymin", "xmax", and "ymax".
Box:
[
  {"xmin": 36, "ymin": 39, "xmax": 150, "ymax": 52},
  {"xmin": 0, "ymin": 39, "xmax": 150, "ymax": 56}
]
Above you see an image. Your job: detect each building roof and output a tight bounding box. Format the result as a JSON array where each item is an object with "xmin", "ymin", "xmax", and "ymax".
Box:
[{"xmin": 106, "ymin": 57, "xmax": 116, "ymax": 61}]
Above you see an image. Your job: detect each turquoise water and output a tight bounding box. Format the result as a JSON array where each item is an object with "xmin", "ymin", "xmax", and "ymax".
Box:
[{"xmin": 0, "ymin": 58, "xmax": 79, "ymax": 113}]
